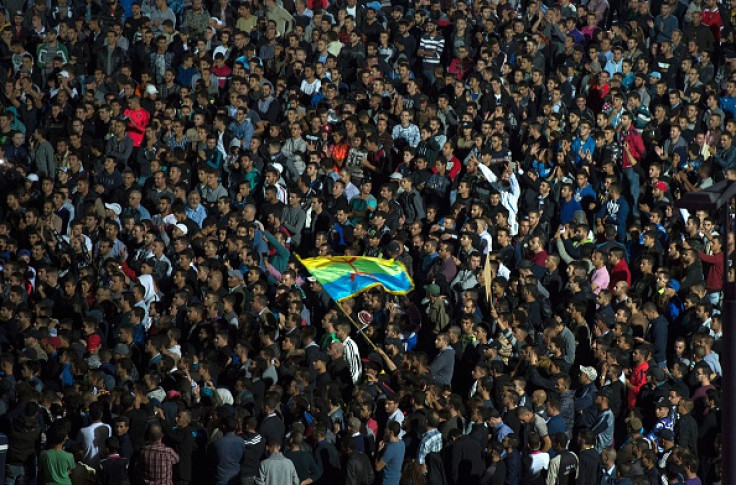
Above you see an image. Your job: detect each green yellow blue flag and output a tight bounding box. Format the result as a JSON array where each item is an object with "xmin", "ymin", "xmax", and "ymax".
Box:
[{"xmin": 297, "ymin": 256, "xmax": 414, "ymax": 302}]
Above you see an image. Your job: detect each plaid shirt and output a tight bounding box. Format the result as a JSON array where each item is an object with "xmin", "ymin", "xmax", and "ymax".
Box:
[
  {"xmin": 141, "ymin": 441, "xmax": 179, "ymax": 485},
  {"xmin": 417, "ymin": 428, "xmax": 443, "ymax": 465}
]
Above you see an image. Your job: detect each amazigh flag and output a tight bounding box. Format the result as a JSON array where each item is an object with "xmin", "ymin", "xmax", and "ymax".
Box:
[{"xmin": 297, "ymin": 256, "xmax": 414, "ymax": 302}]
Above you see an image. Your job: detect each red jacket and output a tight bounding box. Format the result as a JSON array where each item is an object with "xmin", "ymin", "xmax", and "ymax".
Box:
[
  {"xmin": 620, "ymin": 128, "xmax": 645, "ymax": 170},
  {"xmin": 701, "ymin": 7, "xmax": 722, "ymax": 41},
  {"xmin": 698, "ymin": 251, "xmax": 724, "ymax": 291},
  {"xmin": 123, "ymin": 108, "xmax": 150, "ymax": 147},
  {"xmin": 609, "ymin": 259, "xmax": 631, "ymax": 290},
  {"xmin": 628, "ymin": 360, "xmax": 649, "ymax": 409}
]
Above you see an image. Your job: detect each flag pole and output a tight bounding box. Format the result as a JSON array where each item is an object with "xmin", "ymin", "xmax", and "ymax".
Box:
[
  {"xmin": 483, "ymin": 252, "xmax": 495, "ymax": 312},
  {"xmin": 295, "ymin": 254, "xmax": 379, "ymax": 351},
  {"xmin": 334, "ymin": 300, "xmax": 379, "ymax": 351}
]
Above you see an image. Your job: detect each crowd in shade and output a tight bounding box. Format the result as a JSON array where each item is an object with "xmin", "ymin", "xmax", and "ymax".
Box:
[{"xmin": 0, "ymin": 0, "xmax": 733, "ymax": 482}]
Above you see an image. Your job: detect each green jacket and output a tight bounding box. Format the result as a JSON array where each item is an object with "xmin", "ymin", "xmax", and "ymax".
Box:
[{"xmin": 264, "ymin": 230, "xmax": 290, "ymax": 285}]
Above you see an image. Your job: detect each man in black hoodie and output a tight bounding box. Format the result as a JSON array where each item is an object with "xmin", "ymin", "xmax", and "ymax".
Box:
[
  {"xmin": 576, "ymin": 429, "xmax": 600, "ymax": 485},
  {"xmin": 342, "ymin": 436, "xmax": 373, "ymax": 485},
  {"xmin": 160, "ymin": 408, "xmax": 196, "ymax": 485},
  {"xmin": 240, "ymin": 416, "xmax": 266, "ymax": 485},
  {"xmin": 6, "ymin": 401, "xmax": 42, "ymax": 485}
]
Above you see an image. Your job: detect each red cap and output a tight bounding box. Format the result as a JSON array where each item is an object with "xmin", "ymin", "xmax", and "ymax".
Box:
[
  {"xmin": 653, "ymin": 181, "xmax": 668, "ymax": 192},
  {"xmin": 87, "ymin": 334, "xmax": 102, "ymax": 352},
  {"xmin": 43, "ymin": 337, "xmax": 62, "ymax": 350}
]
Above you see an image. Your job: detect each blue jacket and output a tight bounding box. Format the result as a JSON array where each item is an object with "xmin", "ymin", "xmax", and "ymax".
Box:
[
  {"xmin": 720, "ymin": 95, "xmax": 736, "ymax": 119},
  {"xmin": 715, "ymin": 145, "xmax": 736, "ymax": 171},
  {"xmin": 571, "ymin": 135, "xmax": 596, "ymax": 165},
  {"xmin": 213, "ymin": 432, "xmax": 245, "ymax": 485},
  {"xmin": 560, "ymin": 198, "xmax": 583, "ymax": 225},
  {"xmin": 429, "ymin": 347, "xmax": 455, "ymax": 386},
  {"xmin": 598, "ymin": 195, "xmax": 630, "ymax": 242}
]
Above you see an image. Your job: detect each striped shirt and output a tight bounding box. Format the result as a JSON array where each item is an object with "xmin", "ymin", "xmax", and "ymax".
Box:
[
  {"xmin": 342, "ymin": 336, "xmax": 362, "ymax": 385},
  {"xmin": 419, "ymin": 34, "xmax": 445, "ymax": 65},
  {"xmin": 391, "ymin": 123, "xmax": 420, "ymax": 146},
  {"xmin": 417, "ymin": 428, "xmax": 442, "ymax": 465}
]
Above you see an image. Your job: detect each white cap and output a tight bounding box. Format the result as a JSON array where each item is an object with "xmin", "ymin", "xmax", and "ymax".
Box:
[
  {"xmin": 271, "ymin": 162, "xmax": 283, "ymax": 174},
  {"xmin": 580, "ymin": 366, "xmax": 598, "ymax": 381},
  {"xmin": 174, "ymin": 223, "xmax": 188, "ymax": 235},
  {"xmin": 26, "ymin": 174, "xmax": 39, "ymax": 182},
  {"xmin": 145, "ymin": 84, "xmax": 158, "ymax": 95},
  {"xmin": 104, "ymin": 203, "xmax": 122, "ymax": 215}
]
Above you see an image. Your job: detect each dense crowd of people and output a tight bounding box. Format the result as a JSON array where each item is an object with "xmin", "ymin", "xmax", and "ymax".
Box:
[{"xmin": 0, "ymin": 0, "xmax": 732, "ymax": 483}]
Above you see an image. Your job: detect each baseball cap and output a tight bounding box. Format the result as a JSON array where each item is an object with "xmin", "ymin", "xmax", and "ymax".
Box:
[
  {"xmin": 649, "ymin": 367, "xmax": 666, "ymax": 382},
  {"xmin": 174, "ymin": 223, "xmax": 188, "ymax": 235},
  {"xmin": 488, "ymin": 340, "xmax": 503, "ymax": 350},
  {"xmin": 87, "ymin": 334, "xmax": 102, "ymax": 352},
  {"xmin": 666, "ymin": 279, "xmax": 680, "ymax": 292},
  {"xmin": 104, "ymin": 203, "xmax": 122, "ymax": 215},
  {"xmin": 43, "ymin": 337, "xmax": 62, "ymax": 350},
  {"xmin": 228, "ymin": 269, "xmax": 244, "ymax": 280},
  {"xmin": 649, "ymin": 71, "xmax": 662, "ymax": 79},
  {"xmin": 384, "ymin": 338, "xmax": 404, "ymax": 351},
  {"xmin": 385, "ymin": 241, "xmax": 401, "ymax": 254},
  {"xmin": 114, "ymin": 343, "xmax": 131, "ymax": 356},
  {"xmin": 658, "ymin": 428, "xmax": 675, "ymax": 441},
  {"xmin": 573, "ymin": 210, "xmax": 588, "ymax": 224},
  {"xmin": 145, "ymin": 84, "xmax": 159, "ymax": 95},
  {"xmin": 425, "ymin": 284, "xmax": 440, "ymax": 297},
  {"xmin": 654, "ymin": 181, "xmax": 668, "ymax": 192},
  {"xmin": 580, "ymin": 365, "xmax": 598, "ymax": 381}
]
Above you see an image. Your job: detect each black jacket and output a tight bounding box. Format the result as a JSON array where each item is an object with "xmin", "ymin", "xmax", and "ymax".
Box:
[
  {"xmin": 240, "ymin": 431, "xmax": 266, "ymax": 478},
  {"xmin": 161, "ymin": 421, "xmax": 196, "ymax": 481},
  {"xmin": 95, "ymin": 45, "xmax": 127, "ymax": 76},
  {"xmin": 314, "ymin": 440, "xmax": 341, "ymax": 485},
  {"xmin": 258, "ymin": 414, "xmax": 286, "ymax": 447},
  {"xmin": 675, "ymin": 413, "xmax": 698, "ymax": 455},
  {"xmin": 344, "ymin": 451, "xmax": 374, "ymax": 485},
  {"xmin": 577, "ymin": 448, "xmax": 601, "ymax": 485},
  {"xmin": 7, "ymin": 415, "xmax": 41, "ymax": 465},
  {"xmin": 447, "ymin": 435, "xmax": 484, "ymax": 485}
]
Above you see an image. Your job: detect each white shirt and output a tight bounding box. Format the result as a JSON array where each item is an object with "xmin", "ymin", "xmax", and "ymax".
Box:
[
  {"xmin": 77, "ymin": 422, "xmax": 112, "ymax": 468},
  {"xmin": 388, "ymin": 408, "xmax": 405, "ymax": 439}
]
